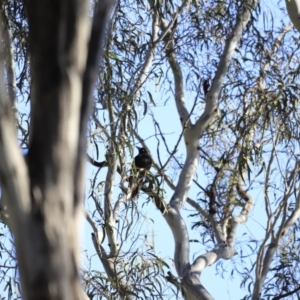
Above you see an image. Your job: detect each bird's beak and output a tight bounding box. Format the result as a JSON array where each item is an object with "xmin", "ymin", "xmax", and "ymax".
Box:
[{"xmin": 136, "ymin": 146, "xmax": 142, "ymax": 150}]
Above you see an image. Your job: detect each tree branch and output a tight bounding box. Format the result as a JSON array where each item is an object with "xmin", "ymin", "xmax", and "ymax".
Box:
[
  {"xmin": 163, "ymin": 207, "xmax": 190, "ymax": 276},
  {"xmin": 92, "ymin": 226, "xmax": 134, "ymax": 300},
  {"xmin": 80, "ymin": 0, "xmax": 116, "ymax": 130},
  {"xmin": 128, "ymin": 6, "xmax": 160, "ymax": 100},
  {"xmin": 194, "ymin": 0, "xmax": 258, "ymax": 135},
  {"xmin": 190, "ymin": 242, "xmax": 235, "ymax": 274},
  {"xmin": 1, "ymin": 6, "xmax": 17, "ymax": 108},
  {"xmin": 272, "ymin": 286, "xmax": 300, "ymax": 300},
  {"xmin": 103, "ymin": 149, "xmax": 119, "ymax": 256},
  {"xmin": 285, "ymin": 0, "xmax": 300, "ymax": 33},
  {"xmin": 160, "ymin": 18, "xmax": 191, "ymax": 130},
  {"xmin": 252, "ymin": 161, "xmax": 300, "ymax": 300},
  {"xmin": 0, "ymin": 18, "xmax": 30, "ymax": 227}
]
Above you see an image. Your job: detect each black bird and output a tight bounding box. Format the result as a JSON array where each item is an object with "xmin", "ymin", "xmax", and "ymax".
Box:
[
  {"xmin": 134, "ymin": 147, "xmax": 152, "ymax": 170},
  {"xmin": 129, "ymin": 147, "xmax": 152, "ymax": 199},
  {"xmin": 203, "ymin": 79, "xmax": 210, "ymax": 95}
]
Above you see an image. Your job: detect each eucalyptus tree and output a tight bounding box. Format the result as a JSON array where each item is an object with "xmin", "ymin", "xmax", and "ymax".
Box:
[{"xmin": 1, "ymin": 0, "xmax": 300, "ymax": 300}]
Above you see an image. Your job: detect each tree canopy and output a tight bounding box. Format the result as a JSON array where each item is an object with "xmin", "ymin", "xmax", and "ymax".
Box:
[{"xmin": 1, "ymin": 0, "xmax": 300, "ymax": 299}]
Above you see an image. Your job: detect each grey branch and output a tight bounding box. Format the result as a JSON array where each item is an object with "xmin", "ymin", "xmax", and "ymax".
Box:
[{"xmin": 285, "ymin": 0, "xmax": 300, "ymax": 33}]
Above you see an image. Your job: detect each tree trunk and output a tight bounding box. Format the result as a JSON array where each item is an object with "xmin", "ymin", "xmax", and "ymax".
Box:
[{"xmin": 0, "ymin": 0, "xmax": 114, "ymax": 299}]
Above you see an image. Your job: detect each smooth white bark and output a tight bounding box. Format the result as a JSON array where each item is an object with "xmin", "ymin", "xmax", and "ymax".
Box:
[
  {"xmin": 286, "ymin": 0, "xmax": 300, "ymax": 32},
  {"xmin": 161, "ymin": 1, "xmax": 258, "ymax": 299}
]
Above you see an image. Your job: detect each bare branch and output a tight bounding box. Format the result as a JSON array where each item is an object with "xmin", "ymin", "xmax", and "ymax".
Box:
[
  {"xmin": 194, "ymin": 0, "xmax": 258, "ymax": 134},
  {"xmin": 128, "ymin": 6, "xmax": 160, "ymax": 100},
  {"xmin": 163, "ymin": 207, "xmax": 190, "ymax": 276},
  {"xmin": 183, "ymin": 243, "xmax": 235, "ymax": 300},
  {"xmin": 186, "ymin": 197, "xmax": 208, "ymax": 219},
  {"xmin": 234, "ymin": 176, "xmax": 254, "ymax": 225},
  {"xmin": 103, "ymin": 150, "xmax": 119, "ymax": 256},
  {"xmin": 160, "ymin": 18, "xmax": 191, "ymax": 129},
  {"xmin": 191, "ymin": 242, "xmax": 235, "ymax": 274}
]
